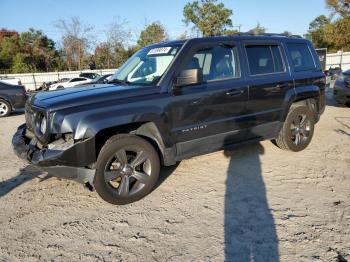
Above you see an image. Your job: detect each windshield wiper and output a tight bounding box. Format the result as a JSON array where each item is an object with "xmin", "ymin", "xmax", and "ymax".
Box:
[{"xmin": 108, "ymin": 79, "xmax": 130, "ymax": 85}]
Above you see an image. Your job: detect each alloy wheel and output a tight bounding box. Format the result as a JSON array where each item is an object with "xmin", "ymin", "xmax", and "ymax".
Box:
[
  {"xmin": 0, "ymin": 101, "xmax": 9, "ymax": 117},
  {"xmin": 290, "ymin": 113, "xmax": 311, "ymax": 146},
  {"xmin": 104, "ymin": 149, "xmax": 151, "ymax": 197}
]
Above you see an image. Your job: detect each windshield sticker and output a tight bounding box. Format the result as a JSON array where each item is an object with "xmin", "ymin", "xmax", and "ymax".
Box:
[{"xmin": 147, "ymin": 47, "xmax": 172, "ymax": 56}]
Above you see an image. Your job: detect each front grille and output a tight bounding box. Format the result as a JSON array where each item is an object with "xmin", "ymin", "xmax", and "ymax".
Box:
[{"xmin": 25, "ymin": 103, "xmax": 35, "ymax": 131}]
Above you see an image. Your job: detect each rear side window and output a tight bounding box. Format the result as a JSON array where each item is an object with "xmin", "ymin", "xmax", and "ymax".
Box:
[
  {"xmin": 287, "ymin": 43, "xmax": 316, "ymax": 72},
  {"xmin": 246, "ymin": 45, "xmax": 285, "ymax": 75}
]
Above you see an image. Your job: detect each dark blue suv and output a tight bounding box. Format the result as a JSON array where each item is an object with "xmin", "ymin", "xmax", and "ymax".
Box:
[{"xmin": 13, "ymin": 34, "xmax": 326, "ymax": 204}]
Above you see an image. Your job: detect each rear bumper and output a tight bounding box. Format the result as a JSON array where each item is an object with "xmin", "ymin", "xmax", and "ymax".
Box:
[
  {"xmin": 12, "ymin": 124, "xmax": 95, "ymax": 186},
  {"xmin": 10, "ymin": 94, "xmax": 27, "ymax": 110}
]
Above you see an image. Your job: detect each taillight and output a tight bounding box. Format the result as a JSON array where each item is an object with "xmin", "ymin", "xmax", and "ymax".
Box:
[{"xmin": 15, "ymin": 92, "xmax": 24, "ymax": 97}]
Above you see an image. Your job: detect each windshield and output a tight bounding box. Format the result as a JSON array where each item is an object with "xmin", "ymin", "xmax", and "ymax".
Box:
[{"xmin": 110, "ymin": 45, "xmax": 181, "ymax": 86}]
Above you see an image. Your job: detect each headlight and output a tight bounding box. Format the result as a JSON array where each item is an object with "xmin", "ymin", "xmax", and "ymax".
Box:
[
  {"xmin": 34, "ymin": 111, "xmax": 50, "ymax": 144},
  {"xmin": 40, "ymin": 116, "xmax": 47, "ymax": 134}
]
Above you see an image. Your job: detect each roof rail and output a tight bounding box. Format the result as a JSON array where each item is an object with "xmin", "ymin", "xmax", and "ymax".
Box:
[{"xmin": 231, "ymin": 32, "xmax": 303, "ymax": 38}]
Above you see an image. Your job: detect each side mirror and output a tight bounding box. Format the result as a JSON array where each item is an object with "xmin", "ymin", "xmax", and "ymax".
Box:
[{"xmin": 175, "ymin": 69, "xmax": 203, "ymax": 87}]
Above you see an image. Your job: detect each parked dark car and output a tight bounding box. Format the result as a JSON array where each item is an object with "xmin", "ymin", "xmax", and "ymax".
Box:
[
  {"xmin": 13, "ymin": 34, "xmax": 326, "ymax": 204},
  {"xmin": 333, "ymin": 69, "xmax": 350, "ymax": 105},
  {"xmin": 0, "ymin": 81, "xmax": 26, "ymax": 117},
  {"xmin": 326, "ymin": 66, "xmax": 342, "ymax": 80},
  {"xmin": 79, "ymin": 72, "xmax": 100, "ymax": 79}
]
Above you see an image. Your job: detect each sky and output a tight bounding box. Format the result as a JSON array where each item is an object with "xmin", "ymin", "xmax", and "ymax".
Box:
[{"xmin": 1, "ymin": 0, "xmax": 330, "ymax": 45}]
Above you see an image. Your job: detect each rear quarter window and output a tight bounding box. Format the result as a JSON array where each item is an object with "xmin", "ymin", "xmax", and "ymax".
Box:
[{"xmin": 287, "ymin": 43, "xmax": 316, "ymax": 72}]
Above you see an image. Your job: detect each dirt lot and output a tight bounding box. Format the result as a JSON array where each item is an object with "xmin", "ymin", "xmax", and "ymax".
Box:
[{"xmin": 0, "ymin": 92, "xmax": 349, "ymax": 262}]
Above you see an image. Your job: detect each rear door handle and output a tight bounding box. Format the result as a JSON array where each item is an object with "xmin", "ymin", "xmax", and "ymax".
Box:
[{"xmin": 226, "ymin": 90, "xmax": 244, "ymax": 96}]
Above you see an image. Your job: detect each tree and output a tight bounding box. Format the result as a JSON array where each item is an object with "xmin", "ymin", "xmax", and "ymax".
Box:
[
  {"xmin": 319, "ymin": 0, "xmax": 350, "ymax": 51},
  {"xmin": 54, "ymin": 17, "xmax": 94, "ymax": 70},
  {"xmin": 0, "ymin": 28, "xmax": 19, "ymax": 41},
  {"xmin": 99, "ymin": 17, "xmax": 132, "ymax": 69},
  {"xmin": 137, "ymin": 22, "xmax": 167, "ymax": 48},
  {"xmin": 308, "ymin": 15, "xmax": 333, "ymax": 49},
  {"xmin": 11, "ymin": 53, "xmax": 33, "ymax": 73},
  {"xmin": 93, "ymin": 42, "xmax": 129, "ymax": 69},
  {"xmin": 0, "ymin": 34, "xmax": 19, "ymax": 71},
  {"xmin": 183, "ymin": 0, "xmax": 233, "ymax": 37},
  {"xmin": 282, "ymin": 31, "xmax": 293, "ymax": 37},
  {"xmin": 0, "ymin": 28, "xmax": 61, "ymax": 73},
  {"xmin": 222, "ymin": 29, "xmax": 238, "ymax": 35},
  {"xmin": 326, "ymin": 0, "xmax": 350, "ymax": 18},
  {"xmin": 248, "ymin": 23, "xmax": 266, "ymax": 35},
  {"xmin": 324, "ymin": 17, "xmax": 350, "ymax": 50}
]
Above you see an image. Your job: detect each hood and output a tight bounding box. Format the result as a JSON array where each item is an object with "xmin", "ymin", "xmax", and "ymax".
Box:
[{"xmin": 30, "ymin": 84, "xmax": 153, "ymax": 111}]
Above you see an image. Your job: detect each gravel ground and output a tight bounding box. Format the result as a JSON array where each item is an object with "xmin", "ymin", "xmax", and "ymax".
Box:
[{"xmin": 0, "ymin": 92, "xmax": 349, "ymax": 262}]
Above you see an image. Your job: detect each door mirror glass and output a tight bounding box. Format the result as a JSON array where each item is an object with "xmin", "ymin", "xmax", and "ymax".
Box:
[{"xmin": 175, "ymin": 68, "xmax": 203, "ymax": 87}]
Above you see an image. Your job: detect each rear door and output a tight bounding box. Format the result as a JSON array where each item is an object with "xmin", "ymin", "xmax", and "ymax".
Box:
[{"xmin": 243, "ymin": 41, "xmax": 294, "ymax": 139}]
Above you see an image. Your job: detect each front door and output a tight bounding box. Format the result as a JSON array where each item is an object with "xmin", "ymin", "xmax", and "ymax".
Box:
[{"xmin": 167, "ymin": 43, "xmax": 249, "ymax": 159}]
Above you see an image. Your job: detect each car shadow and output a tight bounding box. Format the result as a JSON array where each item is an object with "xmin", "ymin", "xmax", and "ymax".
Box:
[
  {"xmin": 153, "ymin": 163, "xmax": 180, "ymax": 191},
  {"xmin": 0, "ymin": 165, "xmax": 44, "ymax": 198},
  {"xmin": 223, "ymin": 142, "xmax": 279, "ymax": 261},
  {"xmin": 10, "ymin": 108, "xmax": 25, "ymax": 116}
]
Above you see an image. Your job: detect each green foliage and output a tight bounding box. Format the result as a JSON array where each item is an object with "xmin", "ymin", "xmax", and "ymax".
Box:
[
  {"xmin": 308, "ymin": 15, "xmax": 334, "ymax": 49},
  {"xmin": 222, "ymin": 29, "xmax": 238, "ymax": 35},
  {"xmin": 183, "ymin": 0, "xmax": 233, "ymax": 37},
  {"xmin": 308, "ymin": 1, "xmax": 350, "ymax": 51},
  {"xmin": 93, "ymin": 42, "xmax": 130, "ymax": 69},
  {"xmin": 324, "ymin": 17, "xmax": 350, "ymax": 51},
  {"xmin": 0, "ymin": 28, "xmax": 61, "ymax": 73},
  {"xmin": 282, "ymin": 31, "xmax": 293, "ymax": 37},
  {"xmin": 326, "ymin": 0, "xmax": 350, "ymax": 18},
  {"xmin": 137, "ymin": 22, "xmax": 167, "ymax": 48},
  {"xmin": 11, "ymin": 53, "xmax": 33, "ymax": 73},
  {"xmin": 248, "ymin": 23, "xmax": 266, "ymax": 35}
]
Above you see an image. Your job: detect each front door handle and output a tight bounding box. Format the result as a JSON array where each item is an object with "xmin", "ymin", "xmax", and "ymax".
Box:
[{"xmin": 226, "ymin": 90, "xmax": 244, "ymax": 96}]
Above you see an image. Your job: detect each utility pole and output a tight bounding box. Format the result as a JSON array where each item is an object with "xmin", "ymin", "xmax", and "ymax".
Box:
[{"xmin": 232, "ymin": 24, "xmax": 242, "ymax": 32}]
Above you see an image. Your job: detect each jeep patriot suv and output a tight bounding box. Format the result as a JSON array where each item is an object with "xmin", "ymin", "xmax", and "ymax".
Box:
[{"xmin": 13, "ymin": 34, "xmax": 326, "ymax": 205}]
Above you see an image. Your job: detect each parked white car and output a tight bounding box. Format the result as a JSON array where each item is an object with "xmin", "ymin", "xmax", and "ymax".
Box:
[
  {"xmin": 49, "ymin": 77, "xmax": 92, "ymax": 90},
  {"xmin": 0, "ymin": 78, "xmax": 22, "ymax": 86}
]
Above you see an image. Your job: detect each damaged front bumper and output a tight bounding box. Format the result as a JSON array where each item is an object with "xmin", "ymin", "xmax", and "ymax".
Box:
[{"xmin": 12, "ymin": 124, "xmax": 96, "ymax": 187}]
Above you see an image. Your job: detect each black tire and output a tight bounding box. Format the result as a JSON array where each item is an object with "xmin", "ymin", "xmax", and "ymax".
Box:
[
  {"xmin": 94, "ymin": 134, "xmax": 160, "ymax": 205},
  {"xmin": 0, "ymin": 99, "xmax": 11, "ymax": 118},
  {"xmin": 273, "ymin": 105, "xmax": 315, "ymax": 152}
]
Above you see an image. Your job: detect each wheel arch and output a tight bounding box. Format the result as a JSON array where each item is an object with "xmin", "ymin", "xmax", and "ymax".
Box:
[
  {"xmin": 94, "ymin": 121, "xmax": 174, "ymax": 167},
  {"xmin": 282, "ymin": 85, "xmax": 320, "ymax": 122}
]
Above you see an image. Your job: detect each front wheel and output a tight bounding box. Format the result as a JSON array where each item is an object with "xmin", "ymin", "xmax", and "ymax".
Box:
[
  {"xmin": 0, "ymin": 99, "xmax": 11, "ymax": 117},
  {"xmin": 273, "ymin": 105, "xmax": 315, "ymax": 152},
  {"xmin": 94, "ymin": 134, "xmax": 160, "ymax": 205}
]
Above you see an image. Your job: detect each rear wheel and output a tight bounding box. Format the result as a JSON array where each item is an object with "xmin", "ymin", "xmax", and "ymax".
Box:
[
  {"xmin": 0, "ymin": 99, "xmax": 11, "ymax": 117},
  {"xmin": 94, "ymin": 134, "xmax": 160, "ymax": 205},
  {"xmin": 273, "ymin": 105, "xmax": 315, "ymax": 152}
]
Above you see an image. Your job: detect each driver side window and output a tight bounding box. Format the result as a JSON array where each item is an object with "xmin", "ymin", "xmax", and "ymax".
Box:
[{"xmin": 185, "ymin": 45, "xmax": 241, "ymax": 82}]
